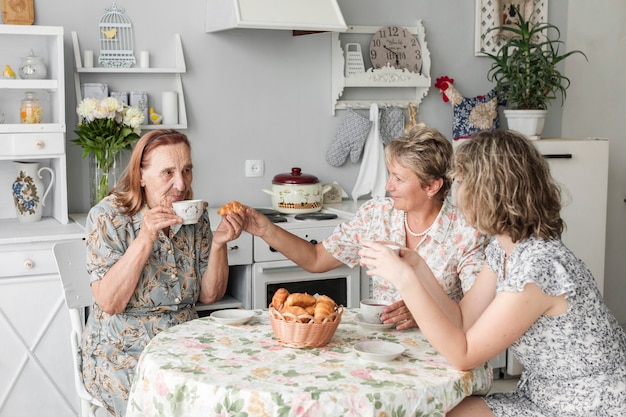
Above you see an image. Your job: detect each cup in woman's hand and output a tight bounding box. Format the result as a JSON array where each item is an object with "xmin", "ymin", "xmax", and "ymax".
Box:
[
  {"xmin": 172, "ymin": 199, "xmax": 204, "ymax": 224},
  {"xmin": 363, "ymin": 243, "xmax": 401, "ymax": 269},
  {"xmin": 360, "ymin": 299, "xmax": 391, "ymax": 324}
]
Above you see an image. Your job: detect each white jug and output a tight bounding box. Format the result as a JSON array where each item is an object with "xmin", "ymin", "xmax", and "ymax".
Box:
[{"xmin": 11, "ymin": 161, "xmax": 54, "ymax": 223}]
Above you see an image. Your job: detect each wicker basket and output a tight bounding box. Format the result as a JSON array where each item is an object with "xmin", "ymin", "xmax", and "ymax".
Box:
[{"xmin": 269, "ymin": 305, "xmax": 344, "ymax": 348}]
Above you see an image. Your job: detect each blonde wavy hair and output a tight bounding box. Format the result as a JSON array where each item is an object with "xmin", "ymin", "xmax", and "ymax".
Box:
[
  {"xmin": 451, "ymin": 129, "xmax": 564, "ymax": 242},
  {"xmin": 384, "ymin": 125, "xmax": 453, "ymax": 201},
  {"xmin": 110, "ymin": 129, "xmax": 193, "ymax": 216}
]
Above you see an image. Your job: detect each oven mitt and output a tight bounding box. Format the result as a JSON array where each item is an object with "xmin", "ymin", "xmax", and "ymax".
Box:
[
  {"xmin": 326, "ymin": 109, "xmax": 372, "ymax": 167},
  {"xmin": 379, "ymin": 107, "xmax": 405, "ymax": 144}
]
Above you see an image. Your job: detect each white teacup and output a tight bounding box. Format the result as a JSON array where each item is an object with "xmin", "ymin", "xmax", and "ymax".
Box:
[
  {"xmin": 360, "ymin": 299, "xmax": 391, "ymax": 324},
  {"xmin": 172, "ymin": 199, "xmax": 204, "ymax": 225},
  {"xmin": 364, "ymin": 243, "xmax": 401, "ymax": 269}
]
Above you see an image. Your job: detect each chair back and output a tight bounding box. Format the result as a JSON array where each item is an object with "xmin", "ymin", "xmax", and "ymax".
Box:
[{"xmin": 53, "ymin": 239, "xmax": 105, "ymax": 417}]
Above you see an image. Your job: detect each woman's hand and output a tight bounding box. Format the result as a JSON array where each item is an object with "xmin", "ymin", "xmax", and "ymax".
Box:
[
  {"xmin": 213, "ymin": 211, "xmax": 244, "ymax": 245},
  {"xmin": 359, "ymin": 241, "xmax": 416, "ymax": 283},
  {"xmin": 381, "ymin": 300, "xmax": 418, "ymax": 330},
  {"xmin": 241, "ymin": 207, "xmax": 274, "ymax": 237},
  {"xmin": 138, "ymin": 205, "xmax": 180, "ymax": 243}
]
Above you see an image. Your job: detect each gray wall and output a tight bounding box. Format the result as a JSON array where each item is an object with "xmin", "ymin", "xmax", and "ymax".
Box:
[
  {"xmin": 30, "ymin": 0, "xmax": 566, "ymax": 211},
  {"xmin": 562, "ymin": 1, "xmax": 626, "ymax": 325}
]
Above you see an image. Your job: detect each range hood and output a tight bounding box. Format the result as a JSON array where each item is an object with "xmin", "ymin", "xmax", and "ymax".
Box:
[{"xmin": 206, "ymin": 0, "xmax": 347, "ymax": 32}]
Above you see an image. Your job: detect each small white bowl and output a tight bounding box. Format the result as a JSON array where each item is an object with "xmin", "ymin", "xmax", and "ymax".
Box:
[
  {"xmin": 210, "ymin": 309, "xmax": 255, "ymax": 325},
  {"xmin": 354, "ymin": 340, "xmax": 405, "ymax": 362}
]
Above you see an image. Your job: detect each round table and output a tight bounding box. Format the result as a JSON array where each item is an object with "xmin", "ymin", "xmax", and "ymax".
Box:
[{"xmin": 126, "ymin": 309, "xmax": 492, "ymax": 417}]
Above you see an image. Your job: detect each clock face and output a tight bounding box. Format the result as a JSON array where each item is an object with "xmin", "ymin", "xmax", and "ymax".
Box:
[{"xmin": 369, "ymin": 26, "xmax": 422, "ymax": 73}]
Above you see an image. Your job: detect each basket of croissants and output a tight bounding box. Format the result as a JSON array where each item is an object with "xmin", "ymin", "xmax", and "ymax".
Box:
[{"xmin": 269, "ymin": 288, "xmax": 344, "ymax": 348}]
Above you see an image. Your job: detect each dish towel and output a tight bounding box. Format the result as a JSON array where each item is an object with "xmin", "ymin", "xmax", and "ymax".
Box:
[{"xmin": 351, "ymin": 103, "xmax": 387, "ymax": 201}]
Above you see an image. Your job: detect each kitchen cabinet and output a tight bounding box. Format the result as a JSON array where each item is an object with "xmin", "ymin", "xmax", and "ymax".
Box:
[
  {"xmin": 0, "ymin": 235, "xmax": 84, "ymax": 417},
  {"xmin": 330, "ymin": 21, "xmax": 431, "ymax": 114},
  {"xmin": 0, "ymin": 25, "xmax": 68, "ymax": 224},
  {"xmin": 196, "ymin": 210, "xmax": 253, "ymax": 312},
  {"xmin": 71, "ymin": 31, "xmax": 187, "ymax": 130},
  {"xmin": 0, "ymin": 25, "xmax": 86, "ymax": 416},
  {"xmin": 534, "ymin": 138, "xmax": 608, "ymax": 293}
]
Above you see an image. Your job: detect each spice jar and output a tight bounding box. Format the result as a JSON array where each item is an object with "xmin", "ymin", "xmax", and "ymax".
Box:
[{"xmin": 20, "ymin": 92, "xmax": 42, "ymax": 124}]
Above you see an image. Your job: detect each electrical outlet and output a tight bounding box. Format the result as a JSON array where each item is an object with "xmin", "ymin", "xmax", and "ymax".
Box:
[{"xmin": 245, "ymin": 160, "xmax": 264, "ymax": 177}]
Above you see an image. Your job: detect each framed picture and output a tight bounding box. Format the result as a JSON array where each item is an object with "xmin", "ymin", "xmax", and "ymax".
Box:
[{"xmin": 474, "ymin": 0, "xmax": 548, "ymax": 56}]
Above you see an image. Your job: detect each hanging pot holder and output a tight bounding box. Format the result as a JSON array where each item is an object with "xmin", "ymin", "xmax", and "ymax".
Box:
[
  {"xmin": 379, "ymin": 107, "xmax": 405, "ymax": 144},
  {"xmin": 326, "ymin": 109, "xmax": 372, "ymax": 167}
]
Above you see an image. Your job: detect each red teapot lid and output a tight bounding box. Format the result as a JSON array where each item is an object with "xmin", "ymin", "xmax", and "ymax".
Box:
[{"xmin": 272, "ymin": 167, "xmax": 319, "ymax": 185}]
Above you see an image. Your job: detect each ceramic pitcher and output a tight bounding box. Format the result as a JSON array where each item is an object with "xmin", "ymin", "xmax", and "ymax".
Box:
[{"xmin": 11, "ymin": 161, "xmax": 54, "ymax": 223}]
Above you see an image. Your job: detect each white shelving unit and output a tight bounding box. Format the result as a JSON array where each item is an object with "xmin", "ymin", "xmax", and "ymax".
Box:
[
  {"xmin": 331, "ymin": 21, "xmax": 431, "ymax": 115},
  {"xmin": 71, "ymin": 31, "xmax": 188, "ymax": 130},
  {"xmin": 0, "ymin": 25, "xmax": 85, "ymax": 417}
]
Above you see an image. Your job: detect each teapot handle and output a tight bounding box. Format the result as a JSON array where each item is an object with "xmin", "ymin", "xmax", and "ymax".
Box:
[{"xmin": 37, "ymin": 167, "xmax": 55, "ymax": 207}]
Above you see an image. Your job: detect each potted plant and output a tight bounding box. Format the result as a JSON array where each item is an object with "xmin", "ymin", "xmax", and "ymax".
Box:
[{"xmin": 484, "ymin": 6, "xmax": 587, "ymax": 139}]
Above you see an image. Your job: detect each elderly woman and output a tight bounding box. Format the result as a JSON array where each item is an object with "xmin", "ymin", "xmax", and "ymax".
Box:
[
  {"xmin": 360, "ymin": 130, "xmax": 626, "ymax": 416},
  {"xmin": 81, "ymin": 129, "xmax": 244, "ymax": 416},
  {"xmin": 244, "ymin": 125, "xmax": 489, "ymax": 329}
]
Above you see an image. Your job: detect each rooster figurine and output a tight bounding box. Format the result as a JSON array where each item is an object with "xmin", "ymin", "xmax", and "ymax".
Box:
[
  {"xmin": 434, "ymin": 76, "xmax": 502, "ymax": 140},
  {"xmin": 2, "ymin": 65, "xmax": 16, "ymax": 79}
]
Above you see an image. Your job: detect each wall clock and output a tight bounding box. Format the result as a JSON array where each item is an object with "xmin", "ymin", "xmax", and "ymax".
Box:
[{"xmin": 369, "ymin": 26, "xmax": 422, "ymax": 73}]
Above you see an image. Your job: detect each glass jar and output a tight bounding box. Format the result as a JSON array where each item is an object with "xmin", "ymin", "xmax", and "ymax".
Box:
[
  {"xmin": 20, "ymin": 91, "xmax": 42, "ymax": 124},
  {"xmin": 19, "ymin": 49, "xmax": 47, "ymax": 80}
]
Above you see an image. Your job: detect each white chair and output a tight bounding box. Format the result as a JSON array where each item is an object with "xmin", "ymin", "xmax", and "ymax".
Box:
[{"xmin": 53, "ymin": 240, "xmax": 107, "ymax": 417}]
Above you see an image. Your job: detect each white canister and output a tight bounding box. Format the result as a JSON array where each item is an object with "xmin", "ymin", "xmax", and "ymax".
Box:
[
  {"xmin": 83, "ymin": 50, "xmax": 94, "ymax": 68},
  {"xmin": 162, "ymin": 91, "xmax": 178, "ymax": 125},
  {"xmin": 139, "ymin": 51, "xmax": 150, "ymax": 69},
  {"xmin": 130, "ymin": 91, "xmax": 149, "ymax": 122},
  {"xmin": 81, "ymin": 82, "xmax": 108, "ymax": 99},
  {"xmin": 110, "ymin": 91, "xmax": 128, "ymax": 105}
]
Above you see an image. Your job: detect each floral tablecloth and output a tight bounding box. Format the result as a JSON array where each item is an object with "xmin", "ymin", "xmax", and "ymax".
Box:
[{"xmin": 126, "ymin": 309, "xmax": 492, "ymax": 417}]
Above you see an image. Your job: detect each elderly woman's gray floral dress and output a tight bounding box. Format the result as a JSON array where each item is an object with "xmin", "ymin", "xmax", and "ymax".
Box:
[
  {"xmin": 483, "ymin": 237, "xmax": 626, "ymax": 417},
  {"xmin": 81, "ymin": 196, "xmax": 212, "ymax": 417}
]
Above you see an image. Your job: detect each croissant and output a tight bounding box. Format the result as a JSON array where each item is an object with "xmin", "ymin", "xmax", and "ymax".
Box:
[
  {"xmin": 281, "ymin": 305, "xmax": 310, "ymax": 322},
  {"xmin": 316, "ymin": 295, "xmax": 336, "ymax": 307},
  {"xmin": 284, "ymin": 293, "xmax": 317, "ymax": 309},
  {"xmin": 217, "ymin": 200, "xmax": 248, "ymax": 215},
  {"xmin": 314, "ymin": 301, "xmax": 335, "ymax": 322},
  {"xmin": 271, "ymin": 288, "xmax": 289, "ymax": 309}
]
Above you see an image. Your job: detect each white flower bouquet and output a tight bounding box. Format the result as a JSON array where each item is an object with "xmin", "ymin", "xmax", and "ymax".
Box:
[{"xmin": 73, "ymin": 97, "xmax": 145, "ymax": 204}]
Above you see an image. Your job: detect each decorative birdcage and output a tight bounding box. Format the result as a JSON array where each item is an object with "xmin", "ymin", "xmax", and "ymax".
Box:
[{"xmin": 98, "ymin": 1, "xmax": 135, "ymax": 68}]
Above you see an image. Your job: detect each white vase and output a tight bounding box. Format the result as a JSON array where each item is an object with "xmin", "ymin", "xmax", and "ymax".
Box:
[
  {"xmin": 11, "ymin": 161, "xmax": 55, "ymax": 223},
  {"xmin": 504, "ymin": 109, "xmax": 548, "ymax": 140}
]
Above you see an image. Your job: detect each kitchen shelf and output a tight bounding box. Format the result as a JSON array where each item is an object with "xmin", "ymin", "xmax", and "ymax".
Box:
[
  {"xmin": 0, "ymin": 25, "xmax": 68, "ymax": 225},
  {"xmin": 71, "ymin": 31, "xmax": 187, "ymax": 130},
  {"xmin": 330, "ymin": 21, "xmax": 431, "ymax": 115}
]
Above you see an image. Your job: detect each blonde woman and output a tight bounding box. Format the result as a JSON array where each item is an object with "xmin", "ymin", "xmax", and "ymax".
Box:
[{"xmin": 360, "ymin": 130, "xmax": 626, "ymax": 416}]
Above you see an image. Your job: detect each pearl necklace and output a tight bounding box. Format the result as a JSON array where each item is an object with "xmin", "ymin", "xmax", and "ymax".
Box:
[{"xmin": 404, "ymin": 212, "xmax": 435, "ymax": 238}]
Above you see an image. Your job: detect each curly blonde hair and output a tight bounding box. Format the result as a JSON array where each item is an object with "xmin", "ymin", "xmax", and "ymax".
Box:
[
  {"xmin": 384, "ymin": 125, "xmax": 453, "ymax": 201},
  {"xmin": 451, "ymin": 130, "xmax": 564, "ymax": 242}
]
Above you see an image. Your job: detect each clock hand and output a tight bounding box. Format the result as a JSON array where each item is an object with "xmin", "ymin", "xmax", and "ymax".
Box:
[{"xmin": 383, "ymin": 45, "xmax": 401, "ymax": 66}]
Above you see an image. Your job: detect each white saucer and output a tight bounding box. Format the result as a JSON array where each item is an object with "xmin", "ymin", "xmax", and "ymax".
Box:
[
  {"xmin": 354, "ymin": 341, "xmax": 405, "ymax": 362},
  {"xmin": 354, "ymin": 313, "xmax": 395, "ymax": 330},
  {"xmin": 210, "ymin": 309, "xmax": 255, "ymax": 325}
]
